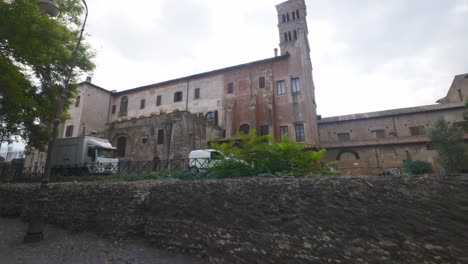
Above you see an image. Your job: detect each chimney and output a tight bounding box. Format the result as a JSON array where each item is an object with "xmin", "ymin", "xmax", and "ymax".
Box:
[
  {"xmin": 86, "ymin": 76, "xmax": 92, "ymax": 82},
  {"xmin": 274, "ymin": 48, "xmax": 278, "ymax": 57}
]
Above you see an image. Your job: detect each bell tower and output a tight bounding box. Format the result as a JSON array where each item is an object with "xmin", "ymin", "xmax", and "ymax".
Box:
[
  {"xmin": 276, "ymin": 0, "xmax": 309, "ymax": 55},
  {"xmin": 275, "ymin": 0, "xmax": 319, "ymax": 148}
]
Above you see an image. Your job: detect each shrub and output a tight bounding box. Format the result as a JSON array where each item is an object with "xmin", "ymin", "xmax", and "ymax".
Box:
[
  {"xmin": 205, "ymin": 159, "xmax": 253, "ymax": 179},
  {"xmin": 402, "ymin": 160, "xmax": 433, "ymax": 175},
  {"xmin": 210, "ymin": 130, "xmax": 337, "ymax": 177}
]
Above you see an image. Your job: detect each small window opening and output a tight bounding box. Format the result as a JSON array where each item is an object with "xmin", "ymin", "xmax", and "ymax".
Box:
[
  {"xmin": 194, "ymin": 88, "xmax": 200, "ymax": 99},
  {"xmin": 75, "ymin": 96, "xmax": 80, "ymax": 107},
  {"xmin": 291, "ymin": 78, "xmax": 300, "ymax": 94},
  {"xmin": 259, "ymin": 76, "xmax": 265, "ymax": 88},
  {"xmin": 337, "ymin": 132, "xmax": 350, "ymax": 142},
  {"xmin": 277, "ymin": 80, "xmax": 286, "ymax": 95},
  {"xmin": 280, "ymin": 126, "xmax": 288, "ymax": 139},
  {"xmin": 156, "ymin": 95, "xmax": 162, "ymax": 106},
  {"xmin": 295, "ymin": 124, "xmax": 305, "ymax": 142},
  {"xmin": 140, "ymin": 99, "xmax": 145, "ymax": 109},
  {"xmin": 174, "ymin": 91, "xmax": 183, "ymax": 102},
  {"xmin": 65, "ymin": 125, "xmax": 74, "ymax": 138},
  {"xmin": 157, "ymin": 129, "xmax": 164, "ymax": 144},
  {"xmin": 227, "ymin": 82, "xmax": 234, "ymax": 94},
  {"xmin": 260, "ymin": 125, "xmax": 269, "ymax": 136}
]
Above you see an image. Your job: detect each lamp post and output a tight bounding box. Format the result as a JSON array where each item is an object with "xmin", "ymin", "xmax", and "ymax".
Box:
[{"xmin": 24, "ymin": 0, "xmax": 89, "ymax": 242}]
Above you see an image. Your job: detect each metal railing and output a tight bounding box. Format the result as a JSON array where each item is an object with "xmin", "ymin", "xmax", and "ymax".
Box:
[{"xmin": 0, "ymin": 158, "xmax": 216, "ymax": 182}]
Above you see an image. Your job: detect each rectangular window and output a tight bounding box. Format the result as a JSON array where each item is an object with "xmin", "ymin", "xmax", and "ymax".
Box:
[
  {"xmin": 75, "ymin": 96, "xmax": 80, "ymax": 107},
  {"xmin": 156, "ymin": 95, "xmax": 162, "ymax": 106},
  {"xmin": 260, "ymin": 125, "xmax": 269, "ymax": 136},
  {"xmin": 259, "ymin": 76, "xmax": 265, "ymax": 88},
  {"xmin": 142, "ymin": 136, "xmax": 148, "ymax": 144},
  {"xmin": 291, "ymin": 78, "xmax": 300, "ymax": 94},
  {"xmin": 157, "ymin": 129, "xmax": 164, "ymax": 144},
  {"xmin": 227, "ymin": 82, "xmax": 234, "ymax": 94},
  {"xmin": 194, "ymin": 88, "xmax": 200, "ymax": 99},
  {"xmin": 140, "ymin": 99, "xmax": 145, "ymax": 109},
  {"xmin": 65, "ymin": 125, "xmax": 74, "ymax": 138},
  {"xmin": 280, "ymin": 126, "xmax": 288, "ymax": 139},
  {"xmin": 174, "ymin": 91, "xmax": 183, "ymax": 102},
  {"xmin": 371, "ymin": 129, "xmax": 385, "ymax": 139},
  {"xmin": 295, "ymin": 124, "xmax": 305, "ymax": 142},
  {"xmin": 410, "ymin": 126, "xmax": 425, "ymax": 136},
  {"xmin": 277, "ymin": 80, "xmax": 286, "ymax": 95},
  {"xmin": 111, "ymin": 105, "xmax": 116, "ymax": 114},
  {"xmin": 337, "ymin": 132, "xmax": 350, "ymax": 142}
]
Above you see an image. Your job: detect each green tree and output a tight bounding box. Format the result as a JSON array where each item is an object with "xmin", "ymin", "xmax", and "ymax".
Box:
[
  {"xmin": 211, "ymin": 130, "xmax": 334, "ymax": 176},
  {"xmin": 0, "ymin": 0, "xmax": 94, "ymax": 150},
  {"xmin": 429, "ymin": 118, "xmax": 466, "ymax": 173}
]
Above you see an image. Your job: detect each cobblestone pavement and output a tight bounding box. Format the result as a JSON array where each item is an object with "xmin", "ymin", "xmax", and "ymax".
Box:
[{"xmin": 0, "ymin": 218, "xmax": 202, "ymax": 264}]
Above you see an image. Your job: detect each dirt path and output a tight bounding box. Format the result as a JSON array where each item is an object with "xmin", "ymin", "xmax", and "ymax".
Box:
[{"xmin": 0, "ymin": 217, "xmax": 201, "ymax": 264}]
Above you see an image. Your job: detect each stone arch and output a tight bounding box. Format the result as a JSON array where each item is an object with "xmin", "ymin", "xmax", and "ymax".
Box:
[{"xmin": 337, "ymin": 149, "xmax": 360, "ymax": 161}]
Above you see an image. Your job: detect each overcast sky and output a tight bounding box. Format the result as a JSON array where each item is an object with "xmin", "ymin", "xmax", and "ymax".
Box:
[{"xmin": 83, "ymin": 0, "xmax": 468, "ymax": 118}]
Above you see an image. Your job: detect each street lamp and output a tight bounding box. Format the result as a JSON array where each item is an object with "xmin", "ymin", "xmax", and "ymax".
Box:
[{"xmin": 24, "ymin": 0, "xmax": 89, "ymax": 243}]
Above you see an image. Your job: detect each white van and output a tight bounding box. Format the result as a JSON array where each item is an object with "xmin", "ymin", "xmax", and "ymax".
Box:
[{"xmin": 188, "ymin": 149, "xmax": 225, "ymax": 173}]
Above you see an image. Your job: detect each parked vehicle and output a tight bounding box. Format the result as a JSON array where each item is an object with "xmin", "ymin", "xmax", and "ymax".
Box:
[
  {"xmin": 51, "ymin": 136, "xmax": 118, "ymax": 175},
  {"xmin": 188, "ymin": 149, "xmax": 225, "ymax": 173}
]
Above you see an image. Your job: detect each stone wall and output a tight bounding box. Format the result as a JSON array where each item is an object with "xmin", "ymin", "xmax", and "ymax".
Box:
[{"xmin": 1, "ymin": 176, "xmax": 467, "ymax": 263}]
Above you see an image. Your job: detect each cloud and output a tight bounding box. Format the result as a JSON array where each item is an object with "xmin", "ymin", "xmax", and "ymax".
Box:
[
  {"xmin": 88, "ymin": 0, "xmax": 212, "ymax": 62},
  {"xmin": 309, "ymin": 0, "xmax": 468, "ymax": 116}
]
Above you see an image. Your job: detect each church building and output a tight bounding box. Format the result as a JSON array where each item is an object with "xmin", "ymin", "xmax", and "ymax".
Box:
[{"xmin": 25, "ymin": 0, "xmax": 468, "ymax": 175}]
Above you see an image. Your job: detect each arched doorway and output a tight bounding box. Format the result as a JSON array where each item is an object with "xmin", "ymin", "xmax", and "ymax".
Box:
[{"xmin": 116, "ymin": 137, "xmax": 127, "ymax": 158}]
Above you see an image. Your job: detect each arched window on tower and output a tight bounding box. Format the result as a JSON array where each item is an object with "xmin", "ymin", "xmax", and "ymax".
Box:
[
  {"xmin": 286, "ymin": 13, "xmax": 290, "ymax": 21},
  {"xmin": 293, "ymin": 30, "xmax": 297, "ymax": 40},
  {"xmin": 284, "ymin": 32, "xmax": 288, "ymax": 42},
  {"xmin": 288, "ymin": 31, "xmax": 292, "ymax": 41},
  {"xmin": 119, "ymin": 96, "xmax": 128, "ymax": 116},
  {"xmin": 282, "ymin": 14, "xmax": 286, "ymax": 23},
  {"xmin": 239, "ymin": 124, "xmax": 250, "ymax": 135},
  {"xmin": 296, "ymin": 9, "xmax": 300, "ymax": 19},
  {"xmin": 292, "ymin": 11, "xmax": 296, "ymax": 20}
]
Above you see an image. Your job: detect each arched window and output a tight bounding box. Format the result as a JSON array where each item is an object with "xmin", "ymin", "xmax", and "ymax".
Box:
[
  {"xmin": 206, "ymin": 112, "xmax": 215, "ymax": 121},
  {"xmin": 239, "ymin": 124, "xmax": 250, "ymax": 134},
  {"xmin": 119, "ymin": 96, "xmax": 128, "ymax": 116},
  {"xmin": 117, "ymin": 137, "xmax": 127, "ymax": 157},
  {"xmin": 293, "ymin": 30, "xmax": 297, "ymax": 40},
  {"xmin": 286, "ymin": 13, "xmax": 290, "ymax": 21},
  {"xmin": 282, "ymin": 14, "xmax": 286, "ymax": 23}
]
